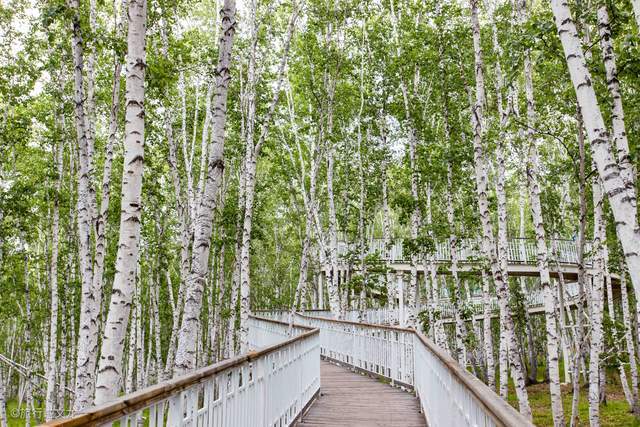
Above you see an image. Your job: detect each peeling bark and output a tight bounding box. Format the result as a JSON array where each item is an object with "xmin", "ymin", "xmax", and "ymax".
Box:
[
  {"xmin": 551, "ymin": 0, "xmax": 640, "ymax": 301},
  {"xmin": 94, "ymin": 0, "xmax": 147, "ymax": 403}
]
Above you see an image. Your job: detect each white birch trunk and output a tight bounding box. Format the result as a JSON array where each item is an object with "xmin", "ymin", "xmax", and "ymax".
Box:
[
  {"xmin": 446, "ymin": 164, "xmax": 467, "ymax": 367},
  {"xmin": 158, "ymin": 17, "xmax": 191, "ymax": 377},
  {"xmin": 630, "ymin": 0, "xmax": 640, "ymax": 49},
  {"xmin": 94, "ymin": 0, "xmax": 147, "ymax": 403},
  {"xmin": 290, "ymin": 121, "xmax": 318, "ymax": 322},
  {"xmin": 424, "ymin": 184, "xmax": 441, "ymax": 343},
  {"xmin": 23, "ymin": 254, "xmax": 33, "ymax": 427},
  {"xmin": 45, "ymin": 104, "xmax": 64, "ymax": 420},
  {"xmin": 468, "ymin": 0, "xmax": 531, "ymax": 418},
  {"xmin": 605, "ymin": 261, "xmax": 633, "ymax": 407},
  {"xmin": 620, "ymin": 265, "xmax": 640, "ymax": 414},
  {"xmin": 596, "ymin": 5, "xmax": 636, "ymax": 201},
  {"xmin": 523, "ymin": 37, "xmax": 564, "ymax": 424},
  {"xmin": 125, "ymin": 297, "xmax": 137, "ymax": 394},
  {"xmin": 135, "ymin": 289, "xmax": 144, "ymax": 390},
  {"xmin": 400, "ymin": 76, "xmax": 420, "ymax": 327},
  {"xmin": 356, "ymin": 70, "xmax": 367, "ymax": 318},
  {"xmin": 212, "ymin": 241, "xmax": 226, "ymax": 361},
  {"xmin": 197, "ymin": 83, "xmax": 214, "ymax": 202},
  {"xmin": 174, "ymin": 0, "xmax": 237, "ymax": 374},
  {"xmin": 481, "ymin": 270, "xmax": 495, "ymax": 388},
  {"xmin": 551, "ymin": 0, "xmax": 640, "ymax": 301},
  {"xmin": 527, "ymin": 141, "xmax": 565, "ymax": 425},
  {"xmin": 92, "ymin": 0, "xmax": 126, "ymax": 343},
  {"xmin": 69, "ymin": 0, "xmax": 97, "ymax": 410},
  {"xmin": 237, "ymin": 5, "xmax": 297, "ymax": 351},
  {"xmin": 85, "ymin": 0, "xmax": 97, "ymax": 201},
  {"xmin": 588, "ymin": 177, "xmax": 606, "ymax": 425},
  {"xmin": 326, "ymin": 110, "xmax": 341, "ymax": 317},
  {"xmin": 570, "ymin": 106, "xmax": 589, "ymax": 427},
  {"xmin": 179, "ymin": 71, "xmax": 195, "ymax": 226},
  {"xmin": 518, "ymin": 191, "xmax": 538, "ymax": 384},
  {"xmin": 382, "ymin": 165, "xmax": 392, "ymax": 307},
  {"xmin": 0, "ymin": 371, "xmax": 7, "ymax": 427},
  {"xmin": 152, "ymin": 274, "xmax": 163, "ymax": 379}
]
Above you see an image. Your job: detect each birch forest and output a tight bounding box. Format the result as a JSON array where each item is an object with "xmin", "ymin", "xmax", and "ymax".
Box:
[{"xmin": 1, "ymin": 0, "xmax": 640, "ymax": 425}]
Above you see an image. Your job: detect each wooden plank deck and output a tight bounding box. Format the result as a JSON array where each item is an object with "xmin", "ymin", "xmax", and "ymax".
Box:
[{"xmin": 295, "ymin": 361, "xmax": 426, "ymax": 427}]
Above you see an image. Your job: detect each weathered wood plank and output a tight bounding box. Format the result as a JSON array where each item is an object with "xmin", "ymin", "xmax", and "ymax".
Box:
[{"xmin": 295, "ymin": 361, "xmax": 426, "ymax": 427}]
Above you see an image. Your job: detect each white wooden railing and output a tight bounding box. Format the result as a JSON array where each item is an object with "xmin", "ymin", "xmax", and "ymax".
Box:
[
  {"xmin": 309, "ymin": 307, "xmax": 405, "ymax": 325},
  {"xmin": 263, "ymin": 280, "xmax": 581, "ymax": 326},
  {"xmin": 46, "ymin": 313, "xmax": 533, "ymax": 426},
  {"xmin": 290, "ymin": 312, "xmax": 533, "ymax": 427},
  {"xmin": 438, "ymin": 281, "xmax": 580, "ymax": 319},
  {"xmin": 44, "ymin": 317, "xmax": 320, "ymax": 427},
  {"xmin": 338, "ymin": 237, "xmax": 591, "ymax": 265}
]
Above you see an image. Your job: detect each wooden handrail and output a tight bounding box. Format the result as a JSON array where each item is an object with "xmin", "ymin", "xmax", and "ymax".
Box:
[
  {"xmin": 294, "ymin": 311, "xmax": 534, "ymax": 427},
  {"xmin": 41, "ymin": 317, "xmax": 318, "ymax": 427},
  {"xmin": 412, "ymin": 332, "xmax": 534, "ymax": 427}
]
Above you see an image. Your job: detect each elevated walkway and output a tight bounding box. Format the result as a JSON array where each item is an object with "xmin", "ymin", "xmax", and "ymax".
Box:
[
  {"xmin": 323, "ymin": 238, "xmax": 599, "ymax": 281},
  {"xmin": 43, "ymin": 314, "xmax": 533, "ymax": 427},
  {"xmin": 295, "ymin": 361, "xmax": 425, "ymax": 426}
]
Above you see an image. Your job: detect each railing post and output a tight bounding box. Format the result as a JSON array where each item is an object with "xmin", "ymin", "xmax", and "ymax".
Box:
[
  {"xmin": 167, "ymin": 392, "xmax": 182, "ymax": 426},
  {"xmin": 317, "ymin": 272, "xmax": 324, "ymax": 310},
  {"xmin": 397, "ymin": 272, "xmax": 405, "ymax": 327}
]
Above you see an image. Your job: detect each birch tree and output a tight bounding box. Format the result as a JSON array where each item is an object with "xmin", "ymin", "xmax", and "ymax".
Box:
[
  {"xmin": 69, "ymin": 0, "xmax": 98, "ymax": 410},
  {"xmin": 550, "ymin": 0, "xmax": 640, "ymax": 300},
  {"xmin": 468, "ymin": 0, "xmax": 531, "ymax": 418},
  {"xmin": 174, "ymin": 0, "xmax": 237, "ymax": 375},
  {"xmin": 45, "ymin": 92, "xmax": 64, "ymax": 420},
  {"xmin": 237, "ymin": 1, "xmax": 298, "ymax": 351},
  {"xmin": 94, "ymin": 0, "xmax": 147, "ymax": 403},
  {"xmin": 521, "ymin": 1, "xmax": 564, "ymax": 419}
]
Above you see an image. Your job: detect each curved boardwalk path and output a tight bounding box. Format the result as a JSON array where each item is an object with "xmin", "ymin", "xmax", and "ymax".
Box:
[{"xmin": 296, "ymin": 361, "xmax": 426, "ymax": 427}]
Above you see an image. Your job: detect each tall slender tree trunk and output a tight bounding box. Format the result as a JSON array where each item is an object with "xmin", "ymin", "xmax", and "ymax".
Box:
[
  {"xmin": 526, "ymin": 139, "xmax": 565, "ymax": 425},
  {"xmin": 45, "ymin": 99, "xmax": 64, "ymax": 420},
  {"xmin": 446, "ymin": 163, "xmax": 467, "ymax": 366},
  {"xmin": 94, "ymin": 0, "xmax": 147, "ymax": 403},
  {"xmin": 604, "ymin": 257, "xmax": 634, "ymax": 408},
  {"xmin": 633, "ymin": 0, "xmax": 640, "ymax": 31},
  {"xmin": 0, "ymin": 371, "xmax": 7, "ymax": 427},
  {"xmin": 424, "ymin": 184, "xmax": 441, "ymax": 342},
  {"xmin": 158, "ymin": 16, "xmax": 191, "ymax": 374},
  {"xmin": 481, "ymin": 270, "xmax": 495, "ymax": 388},
  {"xmin": 93, "ymin": 0, "xmax": 126, "ymax": 343},
  {"xmin": 468, "ymin": 0, "xmax": 531, "ymax": 418},
  {"xmin": 237, "ymin": 4, "xmax": 297, "ymax": 351},
  {"xmin": 551, "ymin": 0, "xmax": 640, "ymax": 300},
  {"xmin": 69, "ymin": 0, "xmax": 98, "ymax": 409},
  {"xmin": 588, "ymin": 176, "xmax": 606, "ymax": 425},
  {"xmin": 213, "ymin": 242, "xmax": 226, "ymax": 361},
  {"xmin": 522, "ymin": 25, "xmax": 564, "ymax": 423},
  {"xmin": 382, "ymin": 164, "xmax": 393, "ymax": 307},
  {"xmin": 125, "ymin": 290, "xmax": 138, "ymax": 394},
  {"xmin": 518, "ymin": 192, "xmax": 538, "ymax": 384},
  {"xmin": 326, "ymin": 91, "xmax": 341, "ymax": 317},
  {"xmin": 179, "ymin": 71, "xmax": 195, "ymax": 227},
  {"xmin": 152, "ymin": 268, "xmax": 163, "ymax": 378},
  {"xmin": 570, "ymin": 104, "xmax": 589, "ymax": 427},
  {"xmin": 596, "ymin": 4, "xmax": 636, "ymax": 200},
  {"xmin": 174, "ymin": 0, "xmax": 236, "ymax": 374},
  {"xmin": 356, "ymin": 45, "xmax": 368, "ymax": 319},
  {"xmin": 620, "ymin": 265, "xmax": 640, "ymax": 414},
  {"xmin": 23, "ymin": 254, "xmax": 33, "ymax": 427}
]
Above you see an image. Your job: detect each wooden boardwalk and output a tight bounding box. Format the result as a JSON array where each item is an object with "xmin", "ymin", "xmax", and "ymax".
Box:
[{"xmin": 295, "ymin": 361, "xmax": 426, "ymax": 427}]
